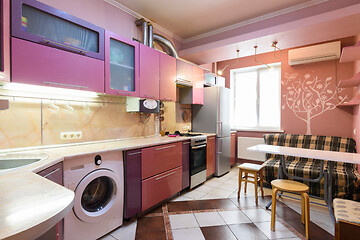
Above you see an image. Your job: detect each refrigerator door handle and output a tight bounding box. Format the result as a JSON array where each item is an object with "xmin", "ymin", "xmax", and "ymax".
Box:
[
  {"xmin": 218, "ymin": 139, "xmax": 223, "ymax": 154},
  {"xmin": 217, "ymin": 122, "xmax": 222, "ymax": 137}
]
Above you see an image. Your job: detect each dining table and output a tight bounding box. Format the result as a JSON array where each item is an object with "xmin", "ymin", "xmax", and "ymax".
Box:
[{"xmin": 247, "ymin": 144, "xmax": 360, "ymax": 223}]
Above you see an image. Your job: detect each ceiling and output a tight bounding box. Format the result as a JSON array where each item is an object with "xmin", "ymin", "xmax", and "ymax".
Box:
[{"xmin": 114, "ymin": 0, "xmax": 315, "ymax": 40}]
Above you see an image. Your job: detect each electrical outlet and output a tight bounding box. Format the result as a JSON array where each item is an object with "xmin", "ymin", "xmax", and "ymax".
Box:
[
  {"xmin": 60, "ymin": 131, "xmax": 83, "ymax": 140},
  {"xmin": 182, "ymin": 126, "xmax": 190, "ymax": 131}
]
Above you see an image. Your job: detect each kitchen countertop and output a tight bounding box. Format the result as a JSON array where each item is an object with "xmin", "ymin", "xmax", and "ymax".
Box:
[
  {"xmin": 0, "ymin": 133, "xmax": 215, "ymax": 239},
  {"xmin": 0, "ymin": 171, "xmax": 74, "ymax": 240}
]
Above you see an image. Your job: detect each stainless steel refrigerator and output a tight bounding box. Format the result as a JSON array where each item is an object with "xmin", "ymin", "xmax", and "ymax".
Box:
[{"xmin": 192, "ymin": 86, "xmax": 231, "ymax": 176}]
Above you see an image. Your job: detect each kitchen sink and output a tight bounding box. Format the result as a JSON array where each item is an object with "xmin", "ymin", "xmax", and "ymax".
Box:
[{"xmin": 0, "ymin": 152, "xmax": 48, "ymax": 170}]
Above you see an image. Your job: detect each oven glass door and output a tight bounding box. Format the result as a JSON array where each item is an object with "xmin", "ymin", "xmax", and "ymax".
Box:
[{"xmin": 190, "ymin": 146, "xmax": 207, "ymax": 175}]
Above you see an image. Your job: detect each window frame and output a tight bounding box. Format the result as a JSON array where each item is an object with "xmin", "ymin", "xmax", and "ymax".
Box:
[{"xmin": 230, "ymin": 63, "xmax": 282, "ymax": 131}]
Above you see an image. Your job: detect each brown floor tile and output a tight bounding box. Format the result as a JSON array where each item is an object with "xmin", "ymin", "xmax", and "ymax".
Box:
[
  {"xmin": 167, "ymin": 201, "xmax": 191, "ymax": 212},
  {"xmin": 143, "ymin": 206, "xmax": 163, "ymax": 216},
  {"xmin": 275, "ymin": 205, "xmax": 301, "ymax": 221},
  {"xmin": 135, "ymin": 231, "xmax": 167, "ymax": 240},
  {"xmin": 286, "ymin": 217, "xmax": 334, "ymax": 240},
  {"xmin": 229, "ymin": 197, "xmax": 258, "ymax": 208},
  {"xmin": 210, "ymin": 199, "xmax": 238, "ymax": 209},
  {"xmin": 136, "ymin": 216, "xmax": 165, "ymax": 233},
  {"xmin": 188, "ymin": 200, "xmax": 215, "ymax": 211},
  {"xmin": 201, "ymin": 225, "xmax": 237, "ymax": 240},
  {"xmin": 228, "ymin": 223, "xmax": 269, "ymax": 240}
]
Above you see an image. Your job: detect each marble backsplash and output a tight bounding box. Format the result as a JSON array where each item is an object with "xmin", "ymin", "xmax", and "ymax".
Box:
[{"xmin": 0, "ymin": 94, "xmax": 191, "ymax": 149}]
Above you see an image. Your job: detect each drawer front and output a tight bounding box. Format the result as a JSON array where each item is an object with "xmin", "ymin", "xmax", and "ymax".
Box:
[
  {"xmin": 142, "ymin": 166, "xmax": 182, "ymax": 211},
  {"xmin": 142, "ymin": 142, "xmax": 182, "ymax": 179}
]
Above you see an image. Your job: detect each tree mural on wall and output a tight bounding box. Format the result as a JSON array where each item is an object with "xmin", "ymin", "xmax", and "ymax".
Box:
[{"xmin": 281, "ymin": 73, "xmax": 348, "ymax": 134}]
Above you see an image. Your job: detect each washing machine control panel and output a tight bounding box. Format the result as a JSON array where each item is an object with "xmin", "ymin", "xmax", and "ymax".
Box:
[{"xmin": 95, "ymin": 155, "xmax": 102, "ymax": 165}]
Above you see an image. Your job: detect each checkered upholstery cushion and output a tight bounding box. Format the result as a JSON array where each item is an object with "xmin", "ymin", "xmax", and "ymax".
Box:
[{"xmin": 263, "ymin": 134, "xmax": 360, "ymax": 200}]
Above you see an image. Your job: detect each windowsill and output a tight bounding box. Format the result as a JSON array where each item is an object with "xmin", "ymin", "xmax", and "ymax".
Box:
[{"xmin": 231, "ymin": 128, "xmax": 284, "ymax": 133}]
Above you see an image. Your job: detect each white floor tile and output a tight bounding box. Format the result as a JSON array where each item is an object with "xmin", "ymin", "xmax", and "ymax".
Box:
[
  {"xmin": 204, "ymin": 179, "xmax": 223, "ymax": 188},
  {"xmin": 193, "ymin": 184, "xmax": 215, "ymax": 194},
  {"xmin": 194, "ymin": 212, "xmax": 226, "ymax": 227},
  {"xmin": 241, "ymin": 209, "xmax": 272, "ymax": 222},
  {"xmin": 98, "ymin": 235, "xmax": 116, "ymax": 240},
  {"xmin": 172, "ymin": 228, "xmax": 205, "ymax": 240},
  {"xmin": 169, "ymin": 214, "xmax": 199, "ymax": 229},
  {"xmin": 110, "ymin": 220, "xmax": 137, "ymax": 240},
  {"xmin": 171, "ymin": 195, "xmax": 193, "ymax": 202},
  {"xmin": 200, "ymin": 193, "xmax": 224, "ymax": 200},
  {"xmin": 216, "ymin": 182, "xmax": 238, "ymax": 192},
  {"xmin": 254, "ymin": 221, "xmax": 298, "ymax": 239},
  {"xmin": 207, "ymin": 188, "xmax": 233, "ymax": 198},
  {"xmin": 182, "ymin": 190, "xmax": 207, "ymax": 200},
  {"xmin": 218, "ymin": 210, "xmax": 252, "ymax": 224}
]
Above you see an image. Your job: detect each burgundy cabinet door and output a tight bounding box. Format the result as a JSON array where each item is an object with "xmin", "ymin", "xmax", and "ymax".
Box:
[
  {"xmin": 141, "ymin": 142, "xmax": 182, "ymax": 179},
  {"xmin": 182, "ymin": 141, "xmax": 190, "ymax": 189},
  {"xmin": 36, "ymin": 162, "xmax": 63, "ymax": 240},
  {"xmin": 124, "ymin": 149, "xmax": 142, "ymax": 218},
  {"xmin": 139, "ymin": 44, "xmax": 159, "ymax": 99},
  {"xmin": 142, "ymin": 166, "xmax": 182, "ymax": 211},
  {"xmin": 206, "ymin": 136, "xmax": 216, "ymax": 177},
  {"xmin": 159, "ymin": 52, "xmax": 176, "ymax": 102},
  {"xmin": 105, "ymin": 30, "xmax": 140, "ymax": 97},
  {"xmin": 11, "ymin": 37, "xmax": 104, "ymax": 92},
  {"xmin": 192, "ymin": 66, "xmax": 204, "ymax": 105},
  {"xmin": 176, "ymin": 59, "xmax": 192, "ymax": 82}
]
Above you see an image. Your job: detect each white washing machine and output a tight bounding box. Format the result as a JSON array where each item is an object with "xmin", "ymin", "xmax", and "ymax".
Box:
[{"xmin": 63, "ymin": 150, "xmax": 124, "ymax": 240}]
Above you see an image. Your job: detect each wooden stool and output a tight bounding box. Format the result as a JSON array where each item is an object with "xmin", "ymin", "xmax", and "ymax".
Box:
[
  {"xmin": 333, "ymin": 198, "xmax": 360, "ymax": 240},
  {"xmin": 237, "ymin": 163, "xmax": 264, "ymax": 204},
  {"xmin": 271, "ymin": 179, "xmax": 310, "ymax": 239}
]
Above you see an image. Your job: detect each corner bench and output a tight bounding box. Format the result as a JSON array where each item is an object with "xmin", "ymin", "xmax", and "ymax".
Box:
[{"xmin": 262, "ymin": 134, "xmax": 360, "ymax": 200}]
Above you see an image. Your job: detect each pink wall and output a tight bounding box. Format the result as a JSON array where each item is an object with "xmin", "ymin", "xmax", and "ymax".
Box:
[
  {"xmin": 38, "ymin": 0, "xmax": 182, "ymax": 50},
  {"xmin": 353, "ymin": 35, "xmax": 360, "ymax": 154},
  {"xmin": 217, "ymin": 40, "xmax": 354, "ymax": 138}
]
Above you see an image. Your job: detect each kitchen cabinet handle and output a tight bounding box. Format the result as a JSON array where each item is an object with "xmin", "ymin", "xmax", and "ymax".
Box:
[
  {"xmin": 155, "ymin": 145, "xmax": 175, "ymax": 151},
  {"xmin": 183, "ymin": 142, "xmax": 190, "ymax": 145},
  {"xmin": 128, "ymin": 151, "xmax": 142, "ymax": 156},
  {"xmin": 116, "ymin": 91, "xmax": 131, "ymax": 95},
  {"xmin": 43, "ymin": 81, "xmax": 89, "ymax": 89},
  {"xmin": 43, "ymin": 167, "xmax": 61, "ymax": 179},
  {"xmin": 144, "ymin": 94, "xmax": 155, "ymax": 98},
  {"xmin": 191, "ymin": 144, "xmax": 206, "ymax": 149},
  {"xmin": 208, "ymin": 137, "xmax": 215, "ymax": 140},
  {"xmin": 162, "ymin": 98, "xmax": 173, "ymax": 101},
  {"xmin": 155, "ymin": 171, "xmax": 176, "ymax": 181},
  {"xmin": 41, "ymin": 38, "xmax": 88, "ymax": 54}
]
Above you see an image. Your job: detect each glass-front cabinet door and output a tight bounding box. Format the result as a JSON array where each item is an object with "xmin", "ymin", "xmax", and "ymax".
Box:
[
  {"xmin": 11, "ymin": 0, "xmax": 104, "ymax": 60},
  {"xmin": 105, "ymin": 30, "xmax": 139, "ymax": 97}
]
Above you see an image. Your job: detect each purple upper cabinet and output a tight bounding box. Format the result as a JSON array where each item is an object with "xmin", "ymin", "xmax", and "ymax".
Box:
[
  {"xmin": 11, "ymin": 0, "xmax": 104, "ymax": 60},
  {"xmin": 105, "ymin": 30, "xmax": 140, "ymax": 97},
  {"xmin": 0, "ymin": 0, "xmax": 11, "ymax": 82},
  {"xmin": 139, "ymin": 44, "xmax": 160, "ymax": 99},
  {"xmin": 159, "ymin": 52, "xmax": 176, "ymax": 102}
]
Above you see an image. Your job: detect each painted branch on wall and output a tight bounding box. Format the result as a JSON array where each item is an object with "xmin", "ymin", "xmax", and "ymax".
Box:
[{"xmin": 281, "ymin": 73, "xmax": 347, "ymax": 134}]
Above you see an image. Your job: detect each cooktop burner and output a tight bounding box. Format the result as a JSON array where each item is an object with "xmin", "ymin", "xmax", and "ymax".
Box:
[{"xmin": 172, "ymin": 131, "xmax": 202, "ymax": 137}]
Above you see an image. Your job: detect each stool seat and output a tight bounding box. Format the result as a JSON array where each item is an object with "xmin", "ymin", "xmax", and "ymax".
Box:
[
  {"xmin": 271, "ymin": 179, "xmax": 309, "ymax": 193},
  {"xmin": 334, "ymin": 198, "xmax": 360, "ymax": 225},
  {"xmin": 238, "ymin": 163, "xmax": 264, "ymax": 171}
]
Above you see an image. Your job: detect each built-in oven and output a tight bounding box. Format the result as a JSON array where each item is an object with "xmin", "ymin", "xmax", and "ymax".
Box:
[{"xmin": 189, "ymin": 135, "xmax": 207, "ymax": 188}]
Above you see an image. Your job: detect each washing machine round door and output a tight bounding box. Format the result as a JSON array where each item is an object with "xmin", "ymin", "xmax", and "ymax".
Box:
[{"xmin": 73, "ymin": 169, "xmax": 121, "ymax": 223}]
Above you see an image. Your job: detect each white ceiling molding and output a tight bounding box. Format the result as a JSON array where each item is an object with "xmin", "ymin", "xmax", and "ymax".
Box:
[
  {"xmin": 104, "ymin": 0, "xmax": 185, "ymax": 42},
  {"xmin": 183, "ymin": 0, "xmax": 329, "ymax": 43}
]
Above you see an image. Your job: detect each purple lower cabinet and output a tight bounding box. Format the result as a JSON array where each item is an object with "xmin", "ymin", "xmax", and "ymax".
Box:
[
  {"xmin": 124, "ymin": 149, "xmax": 142, "ymax": 218},
  {"xmin": 182, "ymin": 141, "xmax": 190, "ymax": 189},
  {"xmin": 36, "ymin": 162, "xmax": 63, "ymax": 240}
]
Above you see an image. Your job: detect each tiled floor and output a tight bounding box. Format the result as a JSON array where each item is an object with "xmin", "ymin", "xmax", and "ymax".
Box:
[{"xmin": 100, "ymin": 166, "xmax": 335, "ymax": 240}]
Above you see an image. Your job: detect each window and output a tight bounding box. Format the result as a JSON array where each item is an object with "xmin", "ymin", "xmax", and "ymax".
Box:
[{"xmin": 230, "ymin": 64, "xmax": 281, "ymax": 130}]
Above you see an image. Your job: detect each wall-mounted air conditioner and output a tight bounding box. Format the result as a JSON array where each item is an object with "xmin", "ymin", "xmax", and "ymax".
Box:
[{"xmin": 288, "ymin": 41, "xmax": 341, "ymax": 66}]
